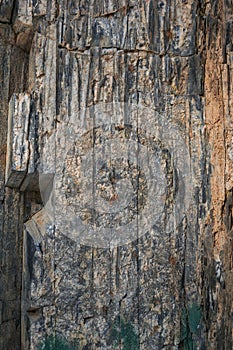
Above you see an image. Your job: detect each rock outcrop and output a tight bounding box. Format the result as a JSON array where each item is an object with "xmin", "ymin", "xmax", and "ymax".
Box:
[{"xmin": 0, "ymin": 1, "xmax": 232, "ymax": 349}]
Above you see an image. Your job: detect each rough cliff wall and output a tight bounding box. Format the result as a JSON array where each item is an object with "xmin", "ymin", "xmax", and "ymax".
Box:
[{"xmin": 0, "ymin": 1, "xmax": 232, "ymax": 349}]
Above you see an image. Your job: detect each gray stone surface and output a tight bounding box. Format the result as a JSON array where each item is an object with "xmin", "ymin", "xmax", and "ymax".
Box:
[{"xmin": 0, "ymin": 1, "xmax": 232, "ymax": 350}]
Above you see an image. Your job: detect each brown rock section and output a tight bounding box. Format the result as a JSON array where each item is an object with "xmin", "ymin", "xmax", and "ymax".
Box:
[{"xmin": 202, "ymin": 1, "xmax": 233, "ymax": 348}]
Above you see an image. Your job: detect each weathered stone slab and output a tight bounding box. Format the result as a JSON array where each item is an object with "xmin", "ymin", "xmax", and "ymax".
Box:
[
  {"xmin": 5, "ymin": 92, "xmax": 38, "ymax": 191},
  {"xmin": 5, "ymin": 93, "xmax": 31, "ymax": 188},
  {"xmin": 54, "ymin": 0, "xmax": 198, "ymax": 55},
  {"xmin": 1, "ymin": 1, "xmax": 233, "ymax": 349},
  {"xmin": 28, "ymin": 33, "xmax": 57, "ymax": 176}
]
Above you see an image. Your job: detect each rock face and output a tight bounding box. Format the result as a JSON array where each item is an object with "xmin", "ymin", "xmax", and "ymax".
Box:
[{"xmin": 0, "ymin": 1, "xmax": 232, "ymax": 349}]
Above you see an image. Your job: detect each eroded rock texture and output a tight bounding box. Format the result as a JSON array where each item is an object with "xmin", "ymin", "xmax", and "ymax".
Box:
[{"xmin": 0, "ymin": 1, "xmax": 232, "ymax": 349}]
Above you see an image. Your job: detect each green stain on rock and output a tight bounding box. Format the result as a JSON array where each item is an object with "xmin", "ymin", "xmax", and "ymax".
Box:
[
  {"xmin": 37, "ymin": 335, "xmax": 78, "ymax": 350},
  {"xmin": 180, "ymin": 302, "xmax": 202, "ymax": 350},
  {"xmin": 188, "ymin": 303, "xmax": 202, "ymax": 334},
  {"xmin": 111, "ymin": 318, "xmax": 140, "ymax": 350}
]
